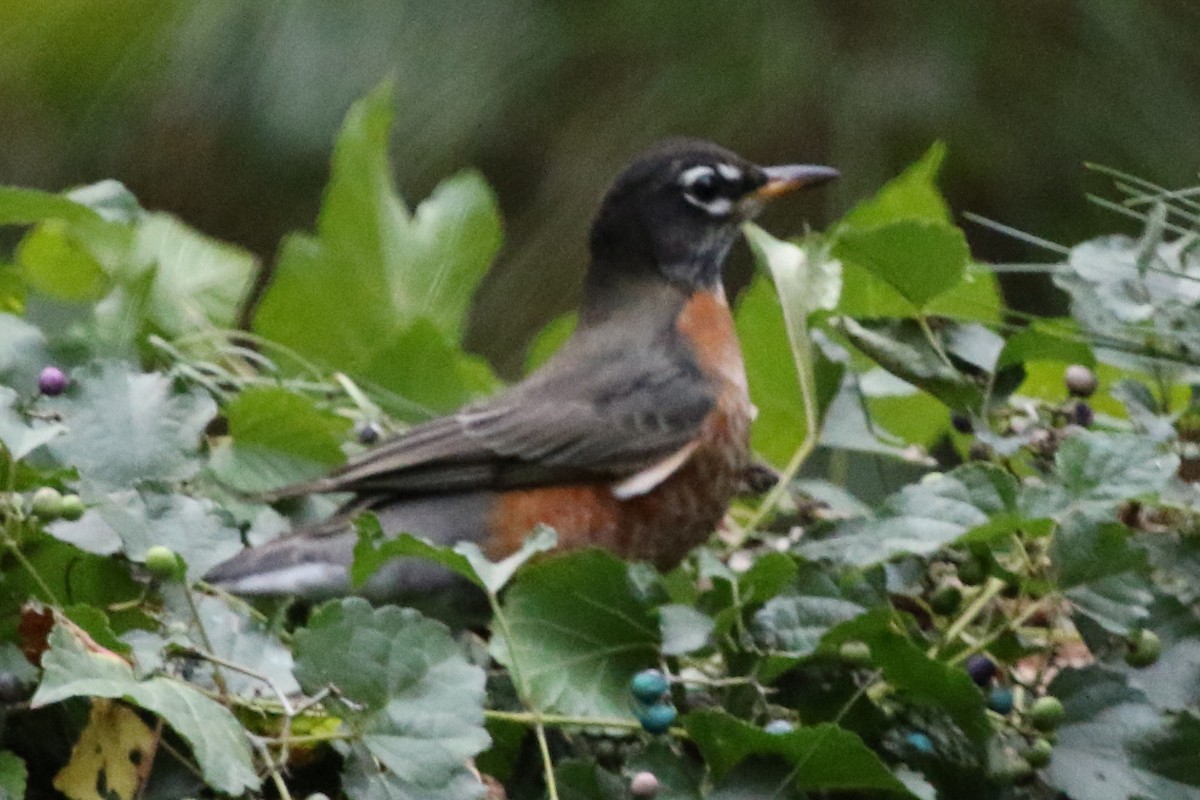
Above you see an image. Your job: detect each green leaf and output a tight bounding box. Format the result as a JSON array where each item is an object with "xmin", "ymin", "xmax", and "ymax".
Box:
[
  {"xmin": 686, "ymin": 711, "xmax": 915, "ymax": 796},
  {"xmin": 0, "ymin": 751, "xmax": 27, "ymax": 800},
  {"xmin": 45, "ymin": 361, "xmax": 216, "ymax": 490},
  {"xmin": 1023, "ymin": 430, "xmax": 1179, "ymax": 519},
  {"xmin": 841, "ymin": 142, "xmax": 950, "ymax": 228},
  {"xmin": 0, "ymin": 386, "xmax": 65, "ymax": 460},
  {"xmin": 293, "ymin": 598, "xmax": 489, "ymax": 800},
  {"xmin": 31, "ymin": 623, "xmax": 258, "ymax": 795},
  {"xmin": 525, "ymin": 312, "xmax": 577, "ymax": 373},
  {"xmin": 186, "ymin": 594, "xmax": 298, "ymax": 697},
  {"xmin": 830, "ymin": 317, "xmax": 982, "ymax": 411},
  {"xmin": 0, "ymin": 186, "xmax": 108, "ymax": 227},
  {"xmin": 253, "ymin": 81, "xmax": 502, "ymax": 414},
  {"xmin": 798, "ymin": 463, "xmax": 1021, "ymax": 567},
  {"xmin": 490, "ymin": 549, "xmax": 659, "ymax": 718},
  {"xmin": 351, "ymin": 520, "xmax": 556, "ymax": 595},
  {"xmin": 659, "ymin": 604, "xmax": 714, "ymax": 656},
  {"xmin": 736, "ymin": 277, "xmax": 843, "ymax": 465},
  {"xmin": 208, "ymin": 386, "xmax": 350, "ymax": 493},
  {"xmin": 1118, "ymin": 595, "xmax": 1200, "ymax": 712},
  {"xmin": 1046, "ymin": 666, "xmax": 1200, "ymax": 800},
  {"xmin": 822, "ymin": 609, "xmax": 989, "ymax": 745},
  {"xmin": 834, "ymin": 220, "xmax": 970, "ymax": 310},
  {"xmin": 1051, "ymin": 512, "xmax": 1147, "ymax": 589},
  {"xmin": 16, "ymin": 220, "xmax": 110, "ymax": 302},
  {"xmin": 0, "ymin": 313, "xmax": 52, "ymax": 393},
  {"xmin": 49, "ymin": 488, "xmax": 243, "ymax": 581},
  {"xmin": 752, "ymin": 560, "xmax": 881, "ymax": 657},
  {"xmin": 132, "ymin": 212, "xmax": 257, "ymax": 336}
]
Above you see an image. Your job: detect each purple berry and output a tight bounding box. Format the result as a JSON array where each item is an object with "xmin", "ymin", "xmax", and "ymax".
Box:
[
  {"xmin": 965, "ymin": 654, "xmax": 997, "ymax": 686},
  {"xmin": 1073, "ymin": 402, "xmax": 1094, "ymax": 428},
  {"xmin": 38, "ymin": 366, "xmax": 68, "ymax": 396}
]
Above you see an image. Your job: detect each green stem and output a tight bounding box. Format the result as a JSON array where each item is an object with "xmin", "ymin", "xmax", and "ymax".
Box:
[
  {"xmin": 916, "ymin": 312, "xmax": 955, "ymax": 369},
  {"xmin": 485, "ymin": 709, "xmax": 643, "ymax": 732},
  {"xmin": 737, "ymin": 331, "xmax": 820, "ymax": 541},
  {"xmin": 5, "ymin": 538, "xmax": 60, "ymax": 606},
  {"xmin": 930, "ymin": 577, "xmax": 1006, "ymax": 658},
  {"xmin": 488, "ymin": 592, "xmax": 560, "ymax": 800}
]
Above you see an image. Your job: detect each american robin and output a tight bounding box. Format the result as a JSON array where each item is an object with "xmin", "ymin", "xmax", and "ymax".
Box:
[{"xmin": 206, "ymin": 139, "xmax": 837, "ymax": 599}]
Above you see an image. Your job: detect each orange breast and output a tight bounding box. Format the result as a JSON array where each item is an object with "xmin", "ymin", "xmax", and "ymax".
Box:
[{"xmin": 487, "ymin": 288, "xmax": 752, "ymax": 569}]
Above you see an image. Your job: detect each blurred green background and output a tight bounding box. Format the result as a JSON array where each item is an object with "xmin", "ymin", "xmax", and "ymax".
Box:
[{"xmin": 3, "ymin": 1, "xmax": 1198, "ymax": 375}]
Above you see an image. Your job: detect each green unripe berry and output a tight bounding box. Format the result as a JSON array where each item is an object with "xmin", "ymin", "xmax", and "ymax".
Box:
[
  {"xmin": 1024, "ymin": 737, "xmax": 1053, "ymax": 767},
  {"xmin": 929, "ymin": 583, "xmax": 963, "ymax": 615},
  {"xmin": 58, "ymin": 494, "xmax": 85, "ymax": 521},
  {"xmin": 144, "ymin": 545, "xmax": 182, "ymax": 579},
  {"xmin": 838, "ymin": 639, "xmax": 872, "ymax": 666},
  {"xmin": 30, "ymin": 487, "xmax": 64, "ymax": 520},
  {"xmin": 1125, "ymin": 629, "xmax": 1162, "ymax": 667},
  {"xmin": 1030, "ymin": 696, "xmax": 1065, "ymax": 731},
  {"xmin": 957, "ymin": 554, "xmax": 989, "ymax": 586}
]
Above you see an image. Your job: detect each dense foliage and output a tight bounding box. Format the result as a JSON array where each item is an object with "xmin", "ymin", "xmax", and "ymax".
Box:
[{"xmin": 0, "ymin": 84, "xmax": 1198, "ymax": 800}]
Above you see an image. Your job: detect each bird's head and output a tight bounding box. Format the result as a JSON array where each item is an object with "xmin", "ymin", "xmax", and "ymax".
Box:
[{"xmin": 588, "ymin": 139, "xmax": 838, "ymax": 292}]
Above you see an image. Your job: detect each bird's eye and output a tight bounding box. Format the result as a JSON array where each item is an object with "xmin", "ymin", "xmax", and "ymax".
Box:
[
  {"xmin": 685, "ymin": 168, "xmax": 719, "ymax": 202},
  {"xmin": 679, "ymin": 165, "xmax": 732, "ymax": 216}
]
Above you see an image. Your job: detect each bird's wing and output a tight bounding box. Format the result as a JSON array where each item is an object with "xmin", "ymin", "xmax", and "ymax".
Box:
[{"xmin": 271, "ymin": 346, "xmax": 715, "ymax": 499}]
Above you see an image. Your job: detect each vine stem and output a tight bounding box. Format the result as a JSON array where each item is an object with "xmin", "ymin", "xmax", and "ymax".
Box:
[
  {"xmin": 485, "ymin": 709, "xmax": 652, "ymax": 734},
  {"xmin": 930, "ymin": 576, "xmax": 1007, "ymax": 658},
  {"xmin": 487, "ymin": 591, "xmax": 560, "ymax": 800}
]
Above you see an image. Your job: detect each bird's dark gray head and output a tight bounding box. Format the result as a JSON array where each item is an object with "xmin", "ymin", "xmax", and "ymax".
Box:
[{"xmin": 588, "ymin": 138, "xmax": 837, "ymax": 292}]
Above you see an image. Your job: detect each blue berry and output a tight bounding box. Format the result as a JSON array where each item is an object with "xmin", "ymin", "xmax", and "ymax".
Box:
[
  {"xmin": 764, "ymin": 719, "xmax": 794, "ymax": 735},
  {"xmin": 637, "ymin": 702, "xmax": 677, "ymax": 734},
  {"xmin": 357, "ymin": 422, "xmax": 381, "ymax": 445},
  {"xmin": 988, "ymin": 686, "xmax": 1015, "ymax": 715},
  {"xmin": 965, "ymin": 654, "xmax": 997, "ymax": 686},
  {"xmin": 630, "ymin": 669, "xmax": 669, "ymax": 703},
  {"xmin": 38, "ymin": 366, "xmax": 68, "ymax": 396},
  {"xmin": 905, "ymin": 731, "xmax": 934, "ymax": 754}
]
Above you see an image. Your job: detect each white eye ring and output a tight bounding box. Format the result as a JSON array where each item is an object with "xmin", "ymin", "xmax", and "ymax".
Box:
[{"xmin": 679, "ymin": 165, "xmax": 733, "ymax": 217}]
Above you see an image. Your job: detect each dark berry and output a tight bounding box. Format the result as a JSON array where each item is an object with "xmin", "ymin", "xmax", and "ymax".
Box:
[
  {"xmin": 763, "ymin": 719, "xmax": 794, "ymax": 735},
  {"xmin": 356, "ymin": 422, "xmax": 381, "ymax": 445},
  {"xmin": 1064, "ymin": 364, "xmax": 1098, "ymax": 398},
  {"xmin": 1073, "ymin": 402, "xmax": 1094, "ymax": 428},
  {"xmin": 968, "ymin": 441, "xmax": 992, "ymax": 462},
  {"xmin": 1125, "ymin": 629, "xmax": 1161, "ymax": 667},
  {"xmin": 950, "ymin": 413, "xmax": 973, "ymax": 434},
  {"xmin": 630, "ymin": 669, "xmax": 669, "ymax": 703},
  {"xmin": 838, "ymin": 639, "xmax": 872, "ymax": 666},
  {"xmin": 965, "ymin": 654, "xmax": 998, "ymax": 686},
  {"xmin": 1030, "ymin": 696, "xmax": 1064, "ymax": 731},
  {"xmin": 38, "ymin": 366, "xmax": 68, "ymax": 396},
  {"xmin": 905, "ymin": 731, "xmax": 934, "ymax": 754},
  {"xmin": 988, "ymin": 686, "xmax": 1014, "ymax": 715},
  {"xmin": 630, "ymin": 771, "xmax": 661, "ymax": 798},
  {"xmin": 637, "ymin": 702, "xmax": 677, "ymax": 734},
  {"xmin": 929, "ymin": 583, "xmax": 963, "ymax": 615},
  {"xmin": 1024, "ymin": 737, "xmax": 1053, "ymax": 768}
]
